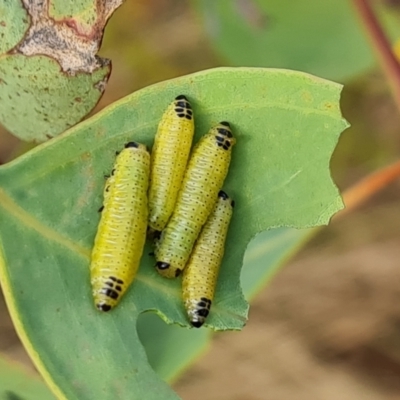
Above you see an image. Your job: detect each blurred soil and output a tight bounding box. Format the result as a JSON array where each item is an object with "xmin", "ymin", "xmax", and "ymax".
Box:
[{"xmin": 2, "ymin": 1, "xmax": 400, "ymax": 399}]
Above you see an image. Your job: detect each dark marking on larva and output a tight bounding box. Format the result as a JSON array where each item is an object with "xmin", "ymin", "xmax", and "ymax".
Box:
[
  {"xmin": 223, "ymin": 144, "xmax": 229, "ymax": 150},
  {"xmin": 217, "ymin": 142, "xmax": 224, "ymax": 147},
  {"xmin": 116, "ymin": 278, "xmax": 124, "ymax": 284},
  {"xmin": 111, "ymin": 169, "xmax": 115, "ymax": 175},
  {"xmin": 197, "ymin": 308, "xmax": 210, "ymax": 317},
  {"xmin": 218, "ymin": 190, "xmax": 229, "ymax": 200},
  {"xmin": 176, "ymin": 100, "xmax": 186, "ymax": 108},
  {"xmin": 185, "ymin": 115, "xmax": 192, "ymax": 120},
  {"xmin": 217, "ymin": 128, "xmax": 230, "ymax": 136},
  {"xmin": 175, "ymin": 268, "xmax": 182, "ymax": 277},
  {"xmin": 97, "ymin": 303, "xmax": 112, "ymax": 312},
  {"xmin": 156, "ymin": 261, "xmax": 170, "ymax": 270},
  {"xmin": 101, "ymin": 288, "xmax": 119, "ymax": 299},
  {"xmin": 216, "ymin": 136, "xmax": 224, "ymax": 143},
  {"xmin": 105, "ymin": 281, "xmax": 114, "ymax": 287},
  {"xmin": 115, "ymin": 151, "xmax": 120, "ymax": 156},
  {"xmin": 220, "ymin": 121, "xmax": 231, "ymax": 128},
  {"xmin": 175, "ymin": 94, "xmax": 187, "ymax": 101},
  {"xmin": 115, "ymin": 285, "xmax": 122, "ymax": 291},
  {"xmin": 191, "ymin": 320, "xmax": 204, "ymax": 328},
  {"xmin": 200, "ymin": 297, "xmax": 212, "ymax": 305},
  {"xmin": 109, "ymin": 276, "xmax": 117, "ymax": 282},
  {"xmin": 98, "ymin": 205, "xmax": 104, "ymax": 212},
  {"xmin": 175, "ymin": 107, "xmax": 185, "ymax": 113},
  {"xmin": 105, "ymin": 186, "xmax": 110, "ymax": 192},
  {"xmin": 231, "ymin": 200, "xmax": 236, "ymax": 207},
  {"xmin": 187, "ymin": 109, "xmax": 193, "ymax": 115},
  {"xmin": 177, "ymin": 113, "xmax": 186, "ymax": 118}
]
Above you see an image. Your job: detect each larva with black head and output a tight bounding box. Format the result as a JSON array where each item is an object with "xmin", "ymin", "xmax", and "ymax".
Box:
[
  {"xmin": 148, "ymin": 95, "xmax": 195, "ymax": 234},
  {"xmin": 90, "ymin": 141, "xmax": 150, "ymax": 311},
  {"xmin": 182, "ymin": 190, "xmax": 234, "ymax": 327},
  {"xmin": 154, "ymin": 121, "xmax": 236, "ymax": 279}
]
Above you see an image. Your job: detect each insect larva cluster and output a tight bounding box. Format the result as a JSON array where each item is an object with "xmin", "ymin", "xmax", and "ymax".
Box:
[{"xmin": 89, "ymin": 95, "xmax": 235, "ymax": 328}]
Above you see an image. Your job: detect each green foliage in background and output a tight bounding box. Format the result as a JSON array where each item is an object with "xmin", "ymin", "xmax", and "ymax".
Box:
[
  {"xmin": 191, "ymin": 0, "xmax": 374, "ymax": 81},
  {"xmin": 0, "ymin": 68, "xmax": 346, "ymax": 399},
  {"xmin": 0, "ymin": 353, "xmax": 55, "ymax": 400}
]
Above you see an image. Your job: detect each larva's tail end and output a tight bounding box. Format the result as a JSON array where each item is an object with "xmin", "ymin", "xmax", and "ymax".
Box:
[
  {"xmin": 96, "ymin": 302, "xmax": 112, "ymax": 312},
  {"xmin": 190, "ymin": 319, "xmax": 205, "ymax": 328}
]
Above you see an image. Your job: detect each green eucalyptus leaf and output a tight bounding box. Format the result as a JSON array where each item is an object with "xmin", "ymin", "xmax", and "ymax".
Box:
[
  {"xmin": 191, "ymin": 0, "xmax": 374, "ymax": 81},
  {"xmin": 0, "ymin": 67, "xmax": 347, "ymax": 399},
  {"xmin": 0, "ymin": 0, "xmax": 122, "ymax": 142}
]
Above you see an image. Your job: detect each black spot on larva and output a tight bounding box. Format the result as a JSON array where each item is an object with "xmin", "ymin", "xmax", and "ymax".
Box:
[
  {"xmin": 220, "ymin": 121, "xmax": 230, "ymax": 128},
  {"xmin": 217, "ymin": 142, "xmax": 224, "ymax": 147},
  {"xmin": 98, "ymin": 205, "xmax": 104, "ymax": 212},
  {"xmin": 198, "ymin": 301, "xmax": 207, "ymax": 307},
  {"xmin": 156, "ymin": 261, "xmax": 170, "ymax": 270},
  {"xmin": 116, "ymin": 279, "xmax": 124, "ymax": 284},
  {"xmin": 115, "ymin": 150, "xmax": 120, "ymax": 156},
  {"xmin": 216, "ymin": 136, "xmax": 224, "ymax": 143},
  {"xmin": 105, "ymin": 281, "xmax": 114, "ymax": 288},
  {"xmin": 218, "ymin": 190, "xmax": 229, "ymax": 200},
  {"xmin": 101, "ymin": 288, "xmax": 119, "ymax": 299},
  {"xmin": 177, "ymin": 113, "xmax": 186, "ymax": 118},
  {"xmin": 175, "ymin": 268, "xmax": 182, "ymax": 277},
  {"xmin": 217, "ymin": 128, "xmax": 230, "ymax": 137},
  {"xmin": 97, "ymin": 303, "xmax": 112, "ymax": 312},
  {"xmin": 197, "ymin": 308, "xmax": 210, "ymax": 317},
  {"xmin": 187, "ymin": 109, "xmax": 193, "ymax": 115},
  {"xmin": 111, "ymin": 169, "xmax": 115, "ymax": 175},
  {"xmin": 109, "ymin": 276, "xmax": 117, "ymax": 282},
  {"xmin": 185, "ymin": 115, "xmax": 192, "ymax": 120},
  {"xmin": 200, "ymin": 297, "xmax": 212, "ymax": 305},
  {"xmin": 191, "ymin": 320, "xmax": 204, "ymax": 328},
  {"xmin": 175, "ymin": 94, "xmax": 188, "ymax": 101},
  {"xmin": 222, "ymin": 144, "xmax": 230, "ymax": 150},
  {"xmin": 125, "ymin": 141, "xmax": 139, "ymax": 148},
  {"xmin": 115, "ymin": 285, "xmax": 122, "ymax": 291},
  {"xmin": 175, "ymin": 107, "xmax": 184, "ymax": 113},
  {"xmin": 175, "ymin": 101, "xmax": 186, "ymax": 108}
]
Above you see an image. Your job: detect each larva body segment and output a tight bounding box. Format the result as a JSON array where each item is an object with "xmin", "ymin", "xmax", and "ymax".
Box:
[
  {"xmin": 155, "ymin": 122, "xmax": 235, "ymax": 279},
  {"xmin": 148, "ymin": 95, "xmax": 195, "ymax": 233},
  {"xmin": 182, "ymin": 190, "xmax": 234, "ymax": 328},
  {"xmin": 90, "ymin": 142, "xmax": 150, "ymax": 311}
]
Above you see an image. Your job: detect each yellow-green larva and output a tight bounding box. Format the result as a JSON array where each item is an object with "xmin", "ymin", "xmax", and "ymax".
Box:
[
  {"xmin": 182, "ymin": 190, "xmax": 234, "ymax": 328},
  {"xmin": 155, "ymin": 121, "xmax": 236, "ymax": 279},
  {"xmin": 90, "ymin": 142, "xmax": 150, "ymax": 311},
  {"xmin": 148, "ymin": 95, "xmax": 195, "ymax": 233}
]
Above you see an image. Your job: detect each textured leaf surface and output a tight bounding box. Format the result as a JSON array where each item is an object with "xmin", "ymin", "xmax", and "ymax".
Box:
[
  {"xmin": 0, "ymin": 0, "xmax": 122, "ymax": 142},
  {"xmin": 0, "ymin": 68, "xmax": 347, "ymax": 399},
  {"xmin": 0, "ymin": 353, "xmax": 55, "ymax": 400},
  {"xmin": 191, "ymin": 0, "xmax": 374, "ymax": 81}
]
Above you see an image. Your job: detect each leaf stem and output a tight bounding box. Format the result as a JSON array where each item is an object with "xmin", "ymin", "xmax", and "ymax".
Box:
[
  {"xmin": 337, "ymin": 159, "xmax": 400, "ymax": 218},
  {"xmin": 352, "ymin": 0, "xmax": 400, "ymax": 110}
]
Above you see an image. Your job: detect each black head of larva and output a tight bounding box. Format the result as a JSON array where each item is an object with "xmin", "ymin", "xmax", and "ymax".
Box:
[
  {"xmin": 156, "ymin": 261, "xmax": 170, "ymax": 270},
  {"xmin": 125, "ymin": 141, "xmax": 139, "ymax": 148},
  {"xmin": 218, "ymin": 190, "xmax": 229, "ymax": 200},
  {"xmin": 175, "ymin": 94, "xmax": 188, "ymax": 101}
]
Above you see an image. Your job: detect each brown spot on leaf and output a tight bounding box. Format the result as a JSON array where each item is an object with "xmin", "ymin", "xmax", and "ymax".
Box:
[{"xmin": 16, "ymin": 0, "xmax": 123, "ymax": 74}]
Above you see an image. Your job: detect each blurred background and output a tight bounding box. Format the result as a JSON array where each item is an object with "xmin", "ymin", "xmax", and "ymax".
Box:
[{"xmin": 2, "ymin": 0, "xmax": 400, "ymax": 399}]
